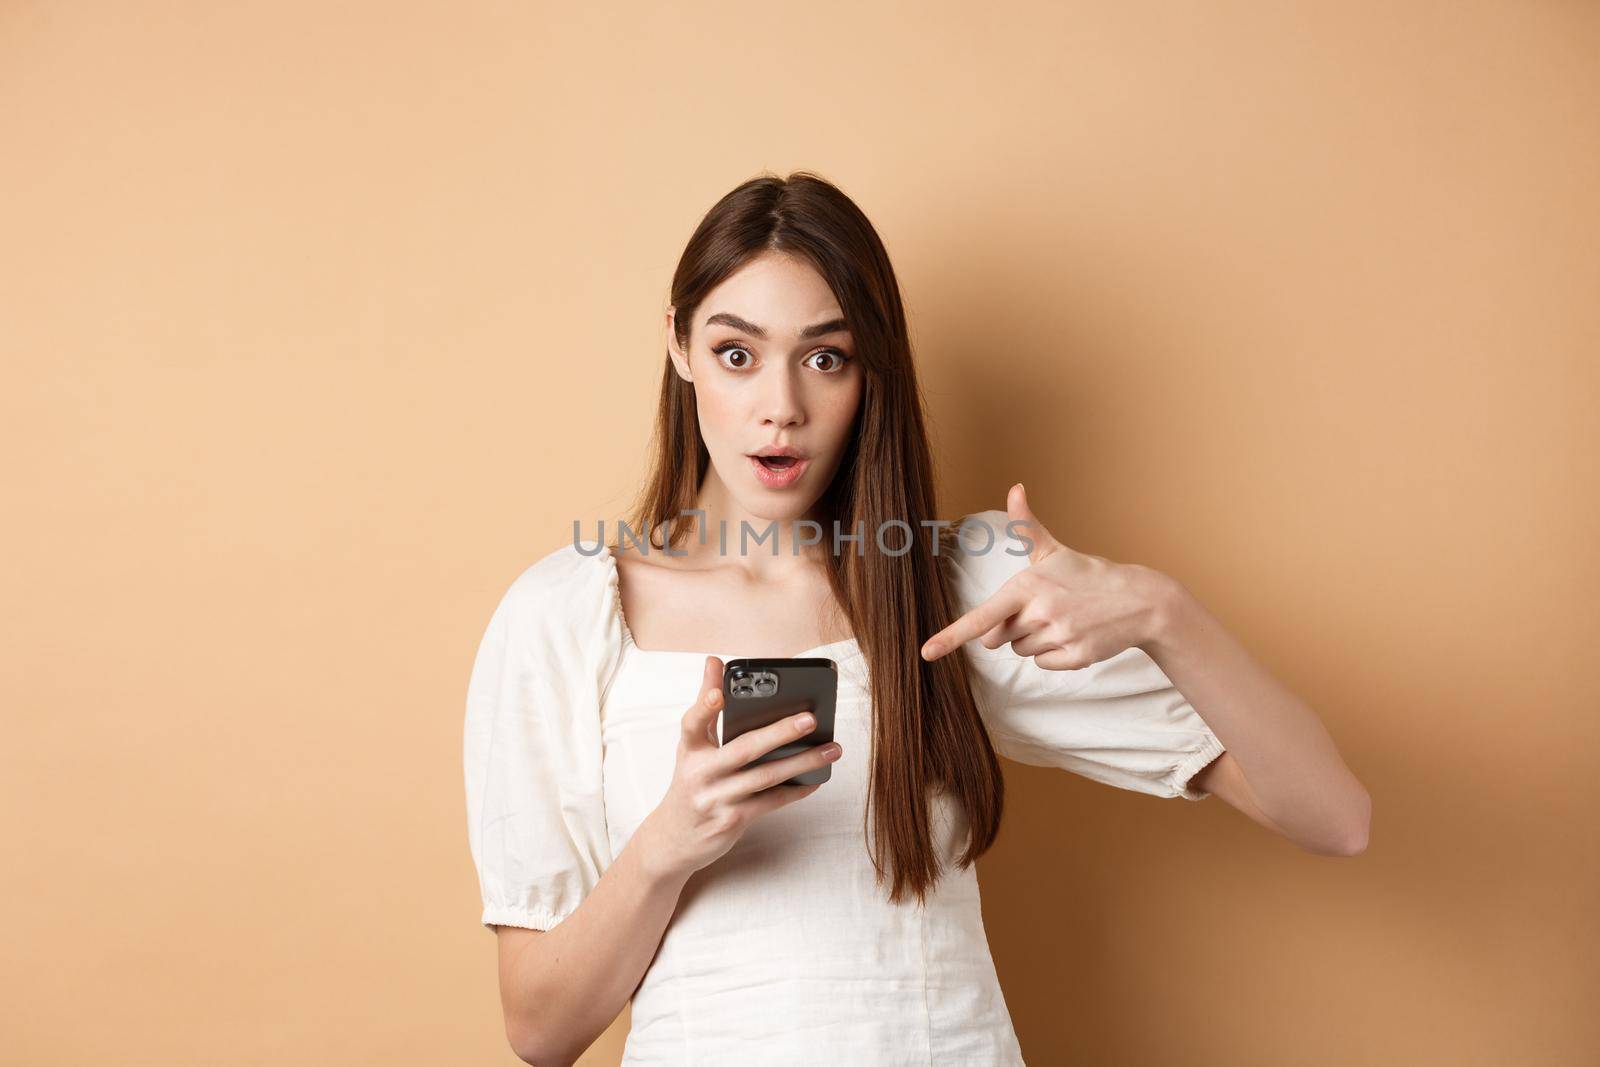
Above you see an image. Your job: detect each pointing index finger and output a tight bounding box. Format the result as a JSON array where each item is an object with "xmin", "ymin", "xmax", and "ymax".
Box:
[{"xmin": 921, "ymin": 584, "xmax": 1025, "ymax": 661}]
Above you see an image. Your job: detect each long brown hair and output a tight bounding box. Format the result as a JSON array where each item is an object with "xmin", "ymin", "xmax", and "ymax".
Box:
[{"xmin": 621, "ymin": 170, "xmax": 1004, "ymax": 905}]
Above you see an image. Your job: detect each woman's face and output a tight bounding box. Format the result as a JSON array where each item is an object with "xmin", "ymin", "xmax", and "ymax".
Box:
[{"xmin": 667, "ymin": 251, "xmax": 864, "ymax": 523}]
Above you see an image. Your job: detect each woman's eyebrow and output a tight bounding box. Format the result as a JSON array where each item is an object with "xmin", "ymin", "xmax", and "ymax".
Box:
[{"xmin": 703, "ymin": 312, "xmax": 849, "ymax": 339}]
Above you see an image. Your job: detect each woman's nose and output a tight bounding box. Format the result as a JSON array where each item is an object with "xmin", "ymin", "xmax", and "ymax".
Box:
[{"xmin": 759, "ymin": 366, "xmax": 805, "ymax": 427}]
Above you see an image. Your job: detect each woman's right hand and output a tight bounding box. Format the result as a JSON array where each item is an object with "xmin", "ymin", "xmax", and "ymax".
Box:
[{"xmin": 637, "ymin": 655, "xmax": 842, "ymax": 881}]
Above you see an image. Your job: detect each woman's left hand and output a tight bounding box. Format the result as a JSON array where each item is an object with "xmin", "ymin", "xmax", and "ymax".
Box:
[{"xmin": 920, "ymin": 483, "xmax": 1177, "ymax": 671}]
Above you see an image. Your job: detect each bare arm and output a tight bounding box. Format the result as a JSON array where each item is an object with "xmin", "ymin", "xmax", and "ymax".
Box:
[
  {"xmin": 495, "ymin": 656, "xmax": 844, "ymax": 1066},
  {"xmin": 1146, "ymin": 577, "xmax": 1371, "ymax": 856},
  {"xmin": 1188, "ymin": 749, "xmax": 1288, "ymax": 836},
  {"xmin": 495, "ymin": 826, "xmax": 689, "ymax": 1066}
]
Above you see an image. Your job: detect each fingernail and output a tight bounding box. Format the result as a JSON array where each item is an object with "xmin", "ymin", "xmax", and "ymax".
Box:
[
  {"xmin": 822, "ymin": 743, "xmax": 841, "ymax": 757},
  {"xmin": 796, "ymin": 713, "xmax": 815, "ymax": 732}
]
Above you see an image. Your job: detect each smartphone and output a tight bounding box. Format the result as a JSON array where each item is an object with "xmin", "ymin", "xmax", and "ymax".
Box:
[{"xmin": 720, "ymin": 657, "xmax": 839, "ymax": 786}]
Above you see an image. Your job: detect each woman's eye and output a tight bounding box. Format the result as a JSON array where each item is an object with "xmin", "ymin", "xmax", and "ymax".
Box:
[
  {"xmin": 713, "ymin": 344, "xmax": 753, "ymax": 370},
  {"xmin": 806, "ymin": 349, "xmax": 849, "ymax": 373}
]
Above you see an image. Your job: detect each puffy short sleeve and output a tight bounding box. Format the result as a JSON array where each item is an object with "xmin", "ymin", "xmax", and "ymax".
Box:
[
  {"xmin": 462, "ymin": 544, "xmax": 625, "ymax": 931},
  {"xmin": 946, "ymin": 510, "xmax": 1225, "ymax": 801}
]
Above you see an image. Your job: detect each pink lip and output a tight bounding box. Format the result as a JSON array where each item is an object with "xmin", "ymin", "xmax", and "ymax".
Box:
[{"xmin": 748, "ymin": 454, "xmax": 810, "ymax": 489}]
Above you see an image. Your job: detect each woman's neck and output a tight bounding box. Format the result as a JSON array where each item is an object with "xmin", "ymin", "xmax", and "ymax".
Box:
[{"xmin": 679, "ymin": 467, "xmax": 832, "ymax": 580}]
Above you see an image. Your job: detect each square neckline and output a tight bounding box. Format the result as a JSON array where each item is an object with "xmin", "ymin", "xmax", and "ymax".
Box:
[{"xmin": 593, "ymin": 542, "xmax": 862, "ymax": 663}]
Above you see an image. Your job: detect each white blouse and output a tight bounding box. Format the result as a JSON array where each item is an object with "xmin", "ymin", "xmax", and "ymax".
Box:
[{"xmin": 463, "ymin": 509, "xmax": 1225, "ymax": 1065}]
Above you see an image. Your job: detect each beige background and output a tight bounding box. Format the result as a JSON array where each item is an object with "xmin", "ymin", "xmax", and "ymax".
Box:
[{"xmin": 4, "ymin": 2, "xmax": 1596, "ymax": 1064}]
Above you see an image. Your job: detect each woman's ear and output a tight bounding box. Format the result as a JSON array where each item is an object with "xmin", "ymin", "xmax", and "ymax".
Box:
[{"xmin": 665, "ymin": 306, "xmax": 693, "ymax": 383}]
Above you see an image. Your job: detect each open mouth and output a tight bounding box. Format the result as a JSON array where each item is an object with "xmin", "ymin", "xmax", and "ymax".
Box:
[{"xmin": 747, "ymin": 452, "xmax": 810, "ymax": 488}]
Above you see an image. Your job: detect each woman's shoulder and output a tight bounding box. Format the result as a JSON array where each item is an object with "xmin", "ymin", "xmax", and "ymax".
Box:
[
  {"xmin": 489, "ymin": 538, "xmax": 618, "ymax": 640},
  {"xmin": 941, "ymin": 509, "xmax": 1033, "ymax": 561},
  {"xmin": 505, "ymin": 538, "xmax": 610, "ymax": 592},
  {"xmin": 941, "ymin": 509, "xmax": 1036, "ymax": 607}
]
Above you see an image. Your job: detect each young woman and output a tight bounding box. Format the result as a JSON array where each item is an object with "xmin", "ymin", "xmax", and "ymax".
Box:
[{"xmin": 463, "ymin": 172, "xmax": 1371, "ymax": 1066}]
